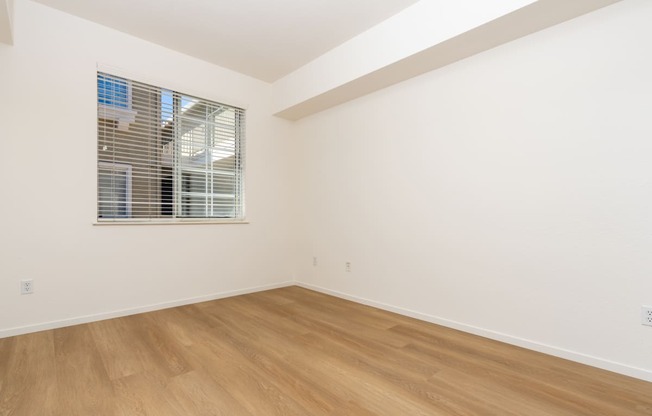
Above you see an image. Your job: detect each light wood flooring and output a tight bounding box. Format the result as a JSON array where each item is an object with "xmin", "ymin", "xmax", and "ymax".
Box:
[{"xmin": 1, "ymin": 286, "xmax": 651, "ymax": 415}]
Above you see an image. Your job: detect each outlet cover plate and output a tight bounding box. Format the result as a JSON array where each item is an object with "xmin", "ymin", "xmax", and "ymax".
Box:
[
  {"xmin": 642, "ymin": 306, "xmax": 652, "ymax": 327},
  {"xmin": 20, "ymin": 279, "xmax": 34, "ymax": 295}
]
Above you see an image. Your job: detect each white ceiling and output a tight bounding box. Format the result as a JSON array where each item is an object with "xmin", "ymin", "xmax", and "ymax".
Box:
[{"xmin": 33, "ymin": 0, "xmax": 419, "ymax": 82}]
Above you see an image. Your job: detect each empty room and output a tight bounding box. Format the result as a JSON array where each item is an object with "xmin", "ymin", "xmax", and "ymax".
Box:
[{"xmin": 1, "ymin": 0, "xmax": 652, "ymax": 414}]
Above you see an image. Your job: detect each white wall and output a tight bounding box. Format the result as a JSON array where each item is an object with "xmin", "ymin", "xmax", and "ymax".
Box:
[
  {"xmin": 294, "ymin": 0, "xmax": 652, "ymax": 381},
  {"xmin": 0, "ymin": 0, "xmax": 298, "ymax": 336}
]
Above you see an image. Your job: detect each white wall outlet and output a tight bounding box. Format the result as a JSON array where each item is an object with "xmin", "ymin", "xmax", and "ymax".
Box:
[
  {"xmin": 21, "ymin": 279, "xmax": 34, "ymax": 295},
  {"xmin": 345, "ymin": 262, "xmax": 351, "ymax": 272},
  {"xmin": 642, "ymin": 306, "xmax": 652, "ymax": 327},
  {"xmin": 313, "ymin": 257, "xmax": 318, "ymax": 267}
]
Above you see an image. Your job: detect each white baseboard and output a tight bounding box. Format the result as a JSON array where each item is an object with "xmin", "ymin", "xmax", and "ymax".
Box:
[
  {"xmin": 0, "ymin": 281, "xmax": 294, "ymax": 339},
  {"xmin": 297, "ymin": 282, "xmax": 652, "ymax": 383}
]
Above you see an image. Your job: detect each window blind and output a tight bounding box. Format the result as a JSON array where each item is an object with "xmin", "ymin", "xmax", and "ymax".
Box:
[{"xmin": 97, "ymin": 72, "xmax": 245, "ymax": 222}]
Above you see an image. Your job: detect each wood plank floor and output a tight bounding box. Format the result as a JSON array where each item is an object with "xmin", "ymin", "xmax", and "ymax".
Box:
[{"xmin": 1, "ymin": 286, "xmax": 651, "ymax": 415}]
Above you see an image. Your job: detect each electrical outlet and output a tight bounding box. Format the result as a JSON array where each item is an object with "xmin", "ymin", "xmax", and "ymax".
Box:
[
  {"xmin": 313, "ymin": 257, "xmax": 318, "ymax": 267},
  {"xmin": 21, "ymin": 279, "xmax": 34, "ymax": 295},
  {"xmin": 345, "ymin": 262, "xmax": 351, "ymax": 272},
  {"xmin": 642, "ymin": 306, "xmax": 652, "ymax": 327}
]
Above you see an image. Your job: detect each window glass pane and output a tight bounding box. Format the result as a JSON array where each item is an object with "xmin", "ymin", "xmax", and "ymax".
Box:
[
  {"xmin": 98, "ymin": 169, "xmax": 129, "ymax": 218},
  {"xmin": 98, "ymin": 74, "xmax": 129, "ymax": 109}
]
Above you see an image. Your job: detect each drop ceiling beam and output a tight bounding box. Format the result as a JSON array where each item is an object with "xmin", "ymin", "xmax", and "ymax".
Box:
[{"xmin": 272, "ymin": 0, "xmax": 622, "ymax": 121}]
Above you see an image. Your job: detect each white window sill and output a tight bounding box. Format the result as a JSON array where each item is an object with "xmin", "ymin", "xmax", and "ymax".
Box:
[{"xmin": 93, "ymin": 219, "xmax": 249, "ymax": 226}]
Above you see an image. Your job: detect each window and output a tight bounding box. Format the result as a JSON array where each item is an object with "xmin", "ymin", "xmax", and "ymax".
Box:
[{"xmin": 97, "ymin": 72, "xmax": 245, "ymax": 222}]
